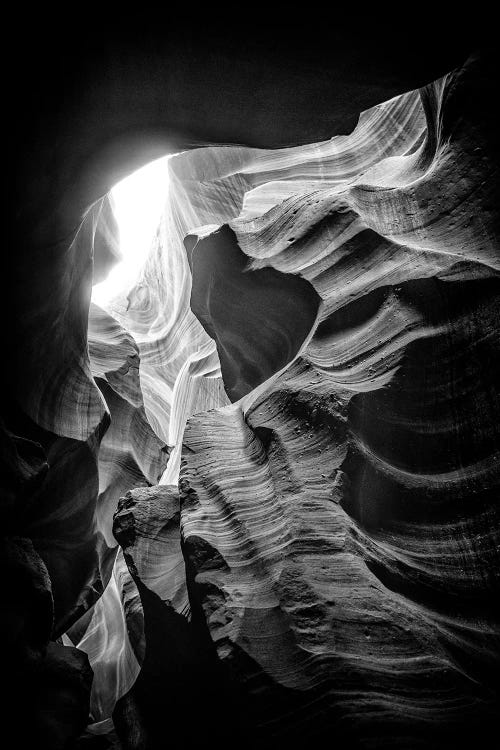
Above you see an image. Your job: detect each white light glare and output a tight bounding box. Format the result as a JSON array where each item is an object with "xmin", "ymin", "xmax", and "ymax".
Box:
[{"xmin": 92, "ymin": 154, "xmax": 171, "ymax": 305}]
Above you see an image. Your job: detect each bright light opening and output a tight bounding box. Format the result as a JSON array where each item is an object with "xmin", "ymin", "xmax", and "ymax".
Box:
[{"xmin": 92, "ymin": 154, "xmax": 171, "ymax": 305}]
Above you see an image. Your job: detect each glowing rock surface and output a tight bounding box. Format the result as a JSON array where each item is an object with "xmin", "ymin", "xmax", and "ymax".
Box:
[
  {"xmin": 179, "ymin": 55, "xmax": 498, "ymax": 745},
  {"xmin": 4, "ymin": 49, "xmax": 498, "ymax": 747},
  {"xmin": 84, "ymin": 54, "xmax": 498, "ymax": 745}
]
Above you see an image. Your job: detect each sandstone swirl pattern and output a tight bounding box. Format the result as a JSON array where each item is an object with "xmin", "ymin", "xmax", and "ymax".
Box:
[
  {"xmin": 7, "ymin": 51, "xmax": 496, "ymax": 747},
  {"xmin": 177, "ymin": 53, "xmax": 499, "ymax": 747}
]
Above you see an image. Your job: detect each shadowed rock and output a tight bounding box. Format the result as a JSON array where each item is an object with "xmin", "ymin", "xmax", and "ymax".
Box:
[
  {"xmin": 4, "ymin": 29, "xmax": 498, "ymax": 748},
  {"xmin": 32, "ymin": 642, "xmax": 93, "ymax": 750},
  {"xmin": 179, "ymin": 53, "xmax": 500, "ymax": 746},
  {"xmin": 112, "ymin": 486, "xmax": 251, "ymax": 747},
  {"xmin": 188, "ymin": 224, "xmax": 320, "ymax": 401},
  {"xmin": 2, "ymin": 536, "xmax": 92, "ymax": 749}
]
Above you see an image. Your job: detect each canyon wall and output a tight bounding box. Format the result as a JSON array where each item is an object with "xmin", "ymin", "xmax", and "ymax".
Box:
[{"xmin": 4, "ymin": 41, "xmax": 498, "ymax": 749}]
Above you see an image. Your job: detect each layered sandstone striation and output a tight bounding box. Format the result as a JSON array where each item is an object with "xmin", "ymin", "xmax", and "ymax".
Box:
[
  {"xmin": 178, "ymin": 53, "xmax": 499, "ymax": 746},
  {"xmin": 4, "ymin": 44, "xmax": 498, "ymax": 748}
]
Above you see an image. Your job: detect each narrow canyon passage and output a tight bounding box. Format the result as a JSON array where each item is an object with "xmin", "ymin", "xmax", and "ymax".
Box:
[{"xmin": 4, "ymin": 25, "xmax": 498, "ymax": 750}]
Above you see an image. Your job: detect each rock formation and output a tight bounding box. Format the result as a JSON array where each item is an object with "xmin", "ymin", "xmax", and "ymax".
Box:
[
  {"xmin": 5, "ymin": 22, "xmax": 497, "ymax": 750},
  {"xmin": 177, "ymin": 56, "xmax": 499, "ymax": 746}
]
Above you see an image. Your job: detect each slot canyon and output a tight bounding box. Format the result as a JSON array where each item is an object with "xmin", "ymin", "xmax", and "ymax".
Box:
[{"xmin": 5, "ymin": 18, "xmax": 499, "ymax": 750}]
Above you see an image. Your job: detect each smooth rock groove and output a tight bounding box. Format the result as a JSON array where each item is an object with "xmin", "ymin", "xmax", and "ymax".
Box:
[
  {"xmin": 179, "ymin": 53, "xmax": 499, "ymax": 747},
  {"xmin": 4, "ymin": 41, "xmax": 497, "ymax": 748}
]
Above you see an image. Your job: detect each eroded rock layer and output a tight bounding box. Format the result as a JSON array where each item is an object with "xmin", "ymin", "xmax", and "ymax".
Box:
[
  {"xmin": 4, "ymin": 45, "xmax": 498, "ymax": 749},
  {"xmin": 178, "ymin": 52, "xmax": 499, "ymax": 746},
  {"xmin": 112, "ymin": 486, "xmax": 249, "ymax": 749}
]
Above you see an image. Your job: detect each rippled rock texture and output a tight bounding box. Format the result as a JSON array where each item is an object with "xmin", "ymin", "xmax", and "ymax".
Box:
[
  {"xmin": 179, "ymin": 53, "xmax": 499, "ymax": 747},
  {"xmin": 4, "ymin": 41, "xmax": 498, "ymax": 750}
]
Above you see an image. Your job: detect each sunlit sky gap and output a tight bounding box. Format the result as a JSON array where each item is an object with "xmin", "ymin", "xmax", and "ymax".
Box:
[{"xmin": 92, "ymin": 155, "xmax": 171, "ymax": 305}]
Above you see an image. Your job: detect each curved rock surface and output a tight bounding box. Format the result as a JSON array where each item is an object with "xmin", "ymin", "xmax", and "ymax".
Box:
[
  {"xmin": 112, "ymin": 486, "xmax": 248, "ymax": 749},
  {"xmin": 5, "ymin": 33, "xmax": 498, "ymax": 749},
  {"xmin": 114, "ymin": 486, "xmax": 187, "ymax": 614},
  {"xmin": 1, "ymin": 535, "xmax": 92, "ymax": 749},
  {"xmin": 88, "ymin": 304, "xmax": 170, "ymax": 546},
  {"xmin": 179, "ymin": 52, "xmax": 499, "ymax": 746},
  {"xmin": 188, "ymin": 224, "xmax": 320, "ymax": 400}
]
